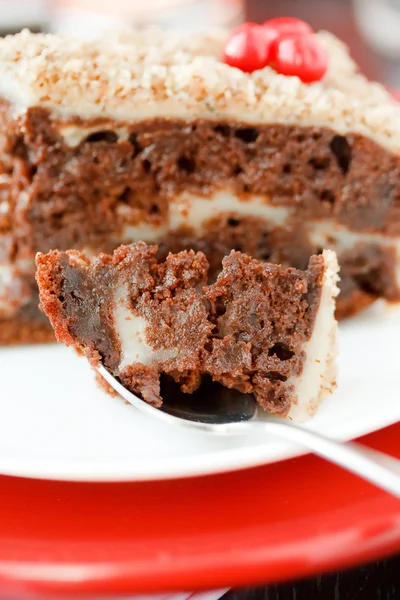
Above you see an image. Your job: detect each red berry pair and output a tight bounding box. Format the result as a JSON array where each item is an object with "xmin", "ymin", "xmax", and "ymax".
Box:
[{"xmin": 222, "ymin": 17, "xmax": 328, "ymax": 83}]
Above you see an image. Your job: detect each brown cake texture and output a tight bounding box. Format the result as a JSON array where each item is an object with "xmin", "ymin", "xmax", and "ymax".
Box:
[
  {"xmin": 1, "ymin": 28, "xmax": 400, "ymax": 343},
  {"xmin": 36, "ymin": 243, "xmax": 339, "ymax": 421}
]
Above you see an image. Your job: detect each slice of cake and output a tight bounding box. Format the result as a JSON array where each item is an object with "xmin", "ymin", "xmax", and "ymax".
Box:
[
  {"xmin": 1, "ymin": 24, "xmax": 400, "ymax": 343},
  {"xmin": 35, "ymin": 243, "xmax": 339, "ymax": 421}
]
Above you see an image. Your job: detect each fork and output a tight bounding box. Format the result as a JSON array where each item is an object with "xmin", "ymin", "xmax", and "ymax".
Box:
[{"xmin": 98, "ymin": 364, "xmax": 400, "ymax": 498}]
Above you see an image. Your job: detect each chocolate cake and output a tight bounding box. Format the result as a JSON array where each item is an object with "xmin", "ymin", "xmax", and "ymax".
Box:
[
  {"xmin": 1, "ymin": 27, "xmax": 400, "ymax": 343},
  {"xmin": 36, "ymin": 243, "xmax": 339, "ymax": 420}
]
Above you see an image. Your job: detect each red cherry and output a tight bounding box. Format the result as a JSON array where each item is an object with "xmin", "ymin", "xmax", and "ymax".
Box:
[
  {"xmin": 263, "ymin": 16, "xmax": 313, "ymax": 37},
  {"xmin": 270, "ymin": 33, "xmax": 328, "ymax": 83},
  {"xmin": 223, "ymin": 23, "xmax": 273, "ymax": 73}
]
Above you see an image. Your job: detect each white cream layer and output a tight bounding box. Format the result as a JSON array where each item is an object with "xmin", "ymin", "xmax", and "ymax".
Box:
[
  {"xmin": 59, "ymin": 124, "xmax": 130, "ymax": 147},
  {"xmin": 120, "ymin": 190, "xmax": 400, "ymax": 287},
  {"xmin": 169, "ymin": 191, "xmax": 289, "ymax": 233},
  {"xmin": 3, "ymin": 189, "xmax": 400, "ymax": 317},
  {"xmin": 55, "ymin": 116, "xmax": 400, "ymax": 153},
  {"xmin": 114, "ymin": 285, "xmax": 178, "ymax": 369},
  {"xmin": 118, "ymin": 191, "xmax": 289, "ymax": 244},
  {"xmin": 120, "ymin": 221, "xmax": 169, "ymax": 244},
  {"xmin": 287, "ymin": 250, "xmax": 339, "ymax": 422},
  {"xmin": 49, "ymin": 105, "xmax": 400, "ymax": 154},
  {"xmin": 309, "ymin": 220, "xmax": 400, "ymax": 289}
]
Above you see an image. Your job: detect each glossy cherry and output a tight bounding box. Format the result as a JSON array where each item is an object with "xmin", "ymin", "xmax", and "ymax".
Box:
[
  {"xmin": 263, "ymin": 16, "xmax": 313, "ymax": 38},
  {"xmin": 223, "ymin": 22, "xmax": 273, "ymax": 73},
  {"xmin": 270, "ymin": 33, "xmax": 329, "ymax": 83}
]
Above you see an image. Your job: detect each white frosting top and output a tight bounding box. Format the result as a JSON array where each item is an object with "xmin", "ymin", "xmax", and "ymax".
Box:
[{"xmin": 0, "ymin": 28, "xmax": 399, "ymax": 151}]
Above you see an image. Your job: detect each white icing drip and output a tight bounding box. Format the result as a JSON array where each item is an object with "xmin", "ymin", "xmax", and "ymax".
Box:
[{"xmin": 287, "ymin": 250, "xmax": 339, "ymax": 421}]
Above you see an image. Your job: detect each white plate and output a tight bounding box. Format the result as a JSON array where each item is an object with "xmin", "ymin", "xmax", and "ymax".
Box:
[{"xmin": 1, "ymin": 302, "xmax": 399, "ymax": 481}]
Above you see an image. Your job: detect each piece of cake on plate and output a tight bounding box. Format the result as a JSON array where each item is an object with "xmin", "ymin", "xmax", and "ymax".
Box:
[
  {"xmin": 1, "ymin": 20, "xmax": 400, "ymax": 343},
  {"xmin": 36, "ymin": 243, "xmax": 339, "ymax": 421}
]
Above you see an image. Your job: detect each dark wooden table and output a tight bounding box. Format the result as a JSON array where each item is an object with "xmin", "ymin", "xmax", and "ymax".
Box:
[{"xmin": 224, "ymin": 554, "xmax": 400, "ymax": 599}]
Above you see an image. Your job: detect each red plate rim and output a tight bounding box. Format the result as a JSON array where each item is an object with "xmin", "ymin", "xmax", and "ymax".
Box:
[{"xmin": 0, "ymin": 422, "xmax": 399, "ymax": 598}]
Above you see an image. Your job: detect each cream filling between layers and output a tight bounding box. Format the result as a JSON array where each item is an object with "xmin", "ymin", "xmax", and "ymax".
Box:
[
  {"xmin": 168, "ymin": 191, "xmax": 289, "ymax": 231},
  {"xmin": 120, "ymin": 190, "xmax": 400, "ymax": 287},
  {"xmin": 58, "ymin": 124, "xmax": 130, "ymax": 147},
  {"xmin": 114, "ymin": 285, "xmax": 178, "ymax": 370},
  {"xmin": 286, "ymin": 250, "xmax": 340, "ymax": 422},
  {"xmin": 118, "ymin": 191, "xmax": 289, "ymax": 244},
  {"xmin": 2, "ymin": 190, "xmax": 400, "ymax": 317},
  {"xmin": 120, "ymin": 221, "xmax": 169, "ymax": 244},
  {"xmin": 52, "ymin": 115, "xmax": 400, "ymax": 154},
  {"xmin": 309, "ymin": 221, "xmax": 400, "ymax": 289}
]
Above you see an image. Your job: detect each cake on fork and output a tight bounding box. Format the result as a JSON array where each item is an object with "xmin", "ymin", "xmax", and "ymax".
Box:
[
  {"xmin": 1, "ymin": 21, "xmax": 400, "ymax": 343},
  {"xmin": 36, "ymin": 243, "xmax": 339, "ymax": 421}
]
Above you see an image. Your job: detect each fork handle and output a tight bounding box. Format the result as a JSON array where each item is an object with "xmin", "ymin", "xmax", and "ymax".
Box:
[{"xmin": 229, "ymin": 419, "xmax": 400, "ymax": 498}]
